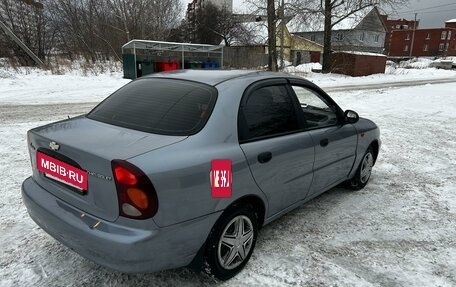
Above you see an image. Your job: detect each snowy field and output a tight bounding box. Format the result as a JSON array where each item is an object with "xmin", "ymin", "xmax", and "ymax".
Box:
[
  {"xmin": 1, "ymin": 66, "xmax": 456, "ymax": 105},
  {"xmin": 1, "ymin": 69, "xmax": 456, "ymax": 286}
]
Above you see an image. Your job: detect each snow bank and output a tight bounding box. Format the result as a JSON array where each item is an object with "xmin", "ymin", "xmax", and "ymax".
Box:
[
  {"xmin": 284, "ymin": 56, "xmax": 456, "ymax": 86},
  {"xmin": 283, "ymin": 62, "xmax": 322, "ymax": 73},
  {"xmin": 0, "ymin": 68, "xmax": 130, "ymax": 105},
  {"xmin": 1, "ymin": 60, "xmax": 456, "ymax": 106},
  {"xmin": 301, "ymin": 66, "xmax": 456, "ymax": 88},
  {"xmin": 398, "ymin": 58, "xmax": 434, "ymax": 69},
  {"xmin": 393, "ymin": 57, "xmax": 456, "ymax": 70},
  {"xmin": 335, "ymin": 51, "xmax": 387, "ymax": 57}
]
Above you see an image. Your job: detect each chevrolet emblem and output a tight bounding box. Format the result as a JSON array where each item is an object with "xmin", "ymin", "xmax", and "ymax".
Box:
[{"xmin": 49, "ymin": 141, "xmax": 60, "ymax": 151}]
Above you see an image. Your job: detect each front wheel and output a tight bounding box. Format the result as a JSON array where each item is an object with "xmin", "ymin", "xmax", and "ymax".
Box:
[
  {"xmin": 349, "ymin": 146, "xmax": 374, "ymax": 190},
  {"xmin": 203, "ymin": 205, "xmax": 259, "ymax": 280}
]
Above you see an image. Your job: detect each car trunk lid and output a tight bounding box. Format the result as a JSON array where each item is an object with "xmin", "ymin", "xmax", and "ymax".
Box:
[{"xmin": 27, "ymin": 116, "xmax": 186, "ymax": 221}]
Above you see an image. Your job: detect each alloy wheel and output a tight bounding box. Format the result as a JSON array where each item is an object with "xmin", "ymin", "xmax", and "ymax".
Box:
[
  {"xmin": 217, "ymin": 215, "xmax": 254, "ymax": 270},
  {"xmin": 360, "ymin": 152, "xmax": 374, "ymax": 184}
]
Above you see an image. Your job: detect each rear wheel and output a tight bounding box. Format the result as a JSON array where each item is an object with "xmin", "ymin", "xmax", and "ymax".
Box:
[
  {"xmin": 204, "ymin": 205, "xmax": 258, "ymax": 280},
  {"xmin": 349, "ymin": 146, "xmax": 374, "ymax": 190}
]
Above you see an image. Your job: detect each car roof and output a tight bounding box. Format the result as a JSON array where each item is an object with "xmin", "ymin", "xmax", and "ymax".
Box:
[{"xmin": 143, "ymin": 69, "xmax": 297, "ymax": 86}]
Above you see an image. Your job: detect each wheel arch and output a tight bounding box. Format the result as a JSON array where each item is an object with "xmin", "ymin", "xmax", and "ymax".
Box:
[
  {"xmin": 187, "ymin": 195, "xmax": 266, "ymax": 271},
  {"xmin": 370, "ymin": 140, "xmax": 379, "ymax": 164},
  {"xmin": 225, "ymin": 195, "xmax": 266, "ymax": 228}
]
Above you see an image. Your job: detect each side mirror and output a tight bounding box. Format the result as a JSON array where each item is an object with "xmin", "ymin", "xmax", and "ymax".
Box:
[{"xmin": 344, "ymin": 110, "xmax": 359, "ymax": 124}]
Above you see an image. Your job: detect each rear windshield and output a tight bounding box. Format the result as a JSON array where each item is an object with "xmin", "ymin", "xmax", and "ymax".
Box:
[{"xmin": 87, "ymin": 78, "xmax": 217, "ymax": 135}]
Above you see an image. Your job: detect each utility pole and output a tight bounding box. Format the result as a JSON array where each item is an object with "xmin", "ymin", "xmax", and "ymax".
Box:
[
  {"xmin": 409, "ymin": 13, "xmax": 417, "ymax": 58},
  {"xmin": 0, "ymin": 21, "xmax": 44, "ymax": 66}
]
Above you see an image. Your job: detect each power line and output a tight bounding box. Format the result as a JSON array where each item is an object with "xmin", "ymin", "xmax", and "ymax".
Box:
[
  {"xmin": 408, "ymin": 8, "xmax": 456, "ymax": 15},
  {"xmin": 398, "ymin": 2, "xmax": 456, "ymax": 14}
]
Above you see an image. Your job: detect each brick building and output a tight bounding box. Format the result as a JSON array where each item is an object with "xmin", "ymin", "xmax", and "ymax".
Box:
[
  {"xmin": 388, "ymin": 19, "xmax": 456, "ymax": 57},
  {"xmin": 446, "ymin": 19, "xmax": 456, "ymax": 29},
  {"xmin": 380, "ymin": 15, "xmax": 419, "ymax": 55}
]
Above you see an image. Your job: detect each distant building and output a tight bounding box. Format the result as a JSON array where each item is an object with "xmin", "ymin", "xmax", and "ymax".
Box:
[
  {"xmin": 388, "ymin": 20, "xmax": 456, "ymax": 57},
  {"xmin": 445, "ymin": 19, "xmax": 456, "ymax": 29},
  {"xmin": 294, "ymin": 7, "xmax": 387, "ymax": 54},
  {"xmin": 380, "ymin": 15, "xmax": 419, "ymax": 55},
  {"xmin": 223, "ymin": 18, "xmax": 324, "ymax": 67}
]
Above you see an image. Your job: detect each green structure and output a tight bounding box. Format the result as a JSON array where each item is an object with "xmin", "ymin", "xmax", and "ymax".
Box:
[{"xmin": 122, "ymin": 40, "xmax": 224, "ymax": 79}]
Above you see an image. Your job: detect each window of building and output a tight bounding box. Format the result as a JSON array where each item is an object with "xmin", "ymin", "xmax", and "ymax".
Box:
[
  {"xmin": 404, "ymin": 45, "xmax": 409, "ymax": 52},
  {"xmin": 359, "ymin": 32, "xmax": 365, "ymax": 41},
  {"xmin": 439, "ymin": 43, "xmax": 445, "ymax": 51},
  {"xmin": 445, "ymin": 43, "xmax": 449, "ymax": 51},
  {"xmin": 423, "ymin": 44, "xmax": 428, "ymax": 52},
  {"xmin": 441, "ymin": 31, "xmax": 447, "ymax": 40},
  {"xmin": 310, "ymin": 34, "xmax": 316, "ymax": 41},
  {"xmin": 335, "ymin": 33, "xmax": 344, "ymax": 41},
  {"xmin": 425, "ymin": 33, "xmax": 430, "ymax": 40},
  {"xmin": 405, "ymin": 34, "xmax": 410, "ymax": 40},
  {"xmin": 448, "ymin": 31, "xmax": 452, "ymax": 40},
  {"xmin": 374, "ymin": 34, "xmax": 379, "ymax": 42}
]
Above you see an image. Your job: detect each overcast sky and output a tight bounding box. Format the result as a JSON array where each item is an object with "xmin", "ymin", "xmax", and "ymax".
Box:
[{"xmin": 391, "ymin": 0, "xmax": 456, "ymax": 28}]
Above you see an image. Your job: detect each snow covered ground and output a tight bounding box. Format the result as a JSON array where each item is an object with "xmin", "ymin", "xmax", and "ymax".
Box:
[
  {"xmin": 1, "ymin": 65, "xmax": 456, "ymax": 105},
  {"xmin": 286, "ymin": 63, "xmax": 456, "ymax": 89},
  {"xmin": 0, "ymin": 69, "xmax": 129, "ymax": 105},
  {"xmin": 1, "ymin": 69, "xmax": 456, "ymax": 286}
]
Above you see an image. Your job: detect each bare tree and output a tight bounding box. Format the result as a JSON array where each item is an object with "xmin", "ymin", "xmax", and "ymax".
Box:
[
  {"xmin": 244, "ymin": 0, "xmax": 296, "ymax": 71},
  {"xmin": 42, "ymin": 0, "xmax": 182, "ymax": 62},
  {"xmin": 191, "ymin": 3, "xmax": 247, "ymax": 46},
  {"xmin": 0, "ymin": 0, "xmax": 46, "ymax": 64},
  {"xmin": 267, "ymin": 0, "xmax": 277, "ymax": 71},
  {"xmin": 217, "ymin": 6, "xmax": 242, "ymax": 46},
  {"xmin": 193, "ymin": 2, "xmax": 223, "ymax": 45},
  {"xmin": 327, "ymin": 0, "xmax": 407, "ymax": 72},
  {"xmin": 147, "ymin": 0, "xmax": 181, "ymax": 40},
  {"xmin": 290, "ymin": 0, "xmax": 406, "ymax": 72}
]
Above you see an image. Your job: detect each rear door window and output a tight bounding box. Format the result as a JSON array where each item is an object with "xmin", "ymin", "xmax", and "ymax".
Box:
[
  {"xmin": 238, "ymin": 85, "xmax": 301, "ymax": 142},
  {"xmin": 87, "ymin": 78, "xmax": 217, "ymax": 135}
]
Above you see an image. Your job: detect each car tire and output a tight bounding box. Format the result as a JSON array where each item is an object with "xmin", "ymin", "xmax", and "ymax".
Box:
[
  {"xmin": 203, "ymin": 204, "xmax": 259, "ymax": 281},
  {"xmin": 349, "ymin": 146, "xmax": 375, "ymax": 190}
]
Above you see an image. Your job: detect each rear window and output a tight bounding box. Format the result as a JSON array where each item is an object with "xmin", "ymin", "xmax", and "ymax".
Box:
[{"xmin": 87, "ymin": 78, "xmax": 217, "ymax": 135}]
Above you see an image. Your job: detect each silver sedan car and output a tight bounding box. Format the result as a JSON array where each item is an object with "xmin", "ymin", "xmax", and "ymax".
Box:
[{"xmin": 22, "ymin": 70, "xmax": 380, "ymax": 280}]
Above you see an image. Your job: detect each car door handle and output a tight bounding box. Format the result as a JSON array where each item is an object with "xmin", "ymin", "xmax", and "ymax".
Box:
[
  {"xmin": 320, "ymin": 138, "xmax": 329, "ymax": 147},
  {"xmin": 257, "ymin": 152, "xmax": 272, "ymax": 164}
]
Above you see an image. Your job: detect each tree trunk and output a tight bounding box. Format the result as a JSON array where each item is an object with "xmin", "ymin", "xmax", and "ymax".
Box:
[
  {"xmin": 267, "ymin": 0, "xmax": 278, "ymax": 71},
  {"xmin": 322, "ymin": 0, "xmax": 332, "ymax": 73}
]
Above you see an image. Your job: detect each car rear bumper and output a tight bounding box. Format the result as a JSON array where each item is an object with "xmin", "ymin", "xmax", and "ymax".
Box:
[{"xmin": 22, "ymin": 176, "xmax": 221, "ymax": 273}]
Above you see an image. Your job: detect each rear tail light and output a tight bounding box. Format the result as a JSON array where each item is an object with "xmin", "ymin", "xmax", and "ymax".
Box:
[{"xmin": 112, "ymin": 160, "xmax": 158, "ymax": 219}]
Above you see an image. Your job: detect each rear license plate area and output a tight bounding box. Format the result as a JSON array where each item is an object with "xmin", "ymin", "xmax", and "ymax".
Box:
[{"xmin": 36, "ymin": 151, "xmax": 88, "ymax": 193}]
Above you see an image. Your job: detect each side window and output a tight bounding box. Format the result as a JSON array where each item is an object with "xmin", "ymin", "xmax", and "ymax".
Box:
[
  {"xmin": 239, "ymin": 85, "xmax": 300, "ymax": 141},
  {"xmin": 292, "ymin": 86, "xmax": 338, "ymax": 129}
]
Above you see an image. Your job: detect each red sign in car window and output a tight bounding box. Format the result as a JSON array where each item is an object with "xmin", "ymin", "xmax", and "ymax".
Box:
[
  {"xmin": 210, "ymin": 159, "xmax": 232, "ymax": 198},
  {"xmin": 37, "ymin": 152, "xmax": 88, "ymax": 191}
]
